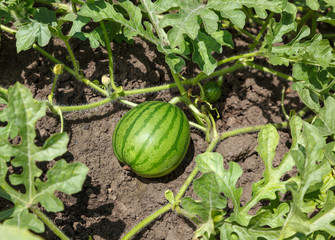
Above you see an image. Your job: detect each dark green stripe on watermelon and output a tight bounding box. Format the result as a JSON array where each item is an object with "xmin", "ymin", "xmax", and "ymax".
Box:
[{"xmin": 112, "ymin": 101, "xmax": 190, "ymax": 178}]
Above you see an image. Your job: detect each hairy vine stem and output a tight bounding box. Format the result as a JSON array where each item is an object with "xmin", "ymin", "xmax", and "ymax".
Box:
[
  {"xmin": 100, "ymin": 21, "xmax": 117, "ymax": 90},
  {"xmin": 30, "ymin": 206, "xmax": 69, "ymax": 240}
]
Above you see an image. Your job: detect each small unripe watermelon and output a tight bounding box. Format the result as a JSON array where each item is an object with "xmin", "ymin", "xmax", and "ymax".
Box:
[
  {"xmin": 203, "ymin": 81, "xmax": 222, "ymax": 103},
  {"xmin": 112, "ymin": 101, "xmax": 191, "ymax": 178}
]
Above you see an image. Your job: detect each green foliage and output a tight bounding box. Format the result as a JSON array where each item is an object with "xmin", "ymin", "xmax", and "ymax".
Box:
[
  {"xmin": 0, "ymin": 224, "xmax": 43, "ymax": 240},
  {"xmin": 182, "ymin": 119, "xmax": 335, "ymax": 239},
  {"xmin": 0, "ymin": 83, "xmax": 88, "ymax": 233},
  {"xmin": 15, "ymin": 7, "xmax": 57, "ymax": 52},
  {"xmin": 1, "ymin": 0, "xmax": 335, "ymax": 239},
  {"xmin": 264, "ymin": 25, "xmax": 334, "ymax": 68}
]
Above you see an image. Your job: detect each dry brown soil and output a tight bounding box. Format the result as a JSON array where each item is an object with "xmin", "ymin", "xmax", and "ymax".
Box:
[{"xmin": 0, "ymin": 31, "xmax": 302, "ymax": 240}]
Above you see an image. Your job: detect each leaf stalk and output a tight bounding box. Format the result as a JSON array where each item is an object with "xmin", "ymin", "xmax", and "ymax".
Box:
[
  {"xmin": 30, "ymin": 206, "xmax": 70, "ymax": 240},
  {"xmin": 99, "ymin": 21, "xmax": 117, "ymax": 90}
]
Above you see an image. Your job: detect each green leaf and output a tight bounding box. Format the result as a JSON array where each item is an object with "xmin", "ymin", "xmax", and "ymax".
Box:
[
  {"xmin": 308, "ymin": 191, "xmax": 335, "ymax": 236},
  {"xmin": 15, "ymin": 7, "xmax": 57, "ymax": 52},
  {"xmin": 0, "ymin": 224, "xmax": 43, "ymax": 240},
  {"xmin": 215, "ymin": 2, "xmax": 245, "ymax": 29},
  {"xmin": 264, "ymin": 9, "xmax": 297, "ymax": 46},
  {"xmin": 219, "ymin": 221, "xmax": 282, "ymax": 240},
  {"xmin": 237, "ymin": 0, "xmax": 290, "ymax": 19},
  {"xmin": 164, "ymin": 54, "xmax": 186, "ymax": 74},
  {"xmin": 292, "ymin": 82, "xmax": 320, "ymax": 112},
  {"xmin": 182, "ymin": 173, "xmax": 227, "ymax": 221},
  {"xmin": 240, "ymin": 124, "xmax": 294, "ymax": 216},
  {"xmin": 306, "ymin": 0, "xmax": 320, "ymax": 10},
  {"xmin": 189, "ymin": 31, "xmax": 222, "ymax": 75},
  {"xmin": 269, "ymin": 26, "xmax": 334, "ymax": 68},
  {"xmin": 78, "ymin": 0, "xmax": 240, "ymax": 74},
  {"xmin": 182, "ymin": 172, "xmax": 227, "ymax": 238},
  {"xmin": 0, "ymin": 95, "xmax": 18, "ymax": 140},
  {"xmin": 78, "ymin": 0, "xmax": 185, "ymax": 70},
  {"xmin": 211, "ymin": 30, "xmax": 234, "ymax": 49},
  {"xmin": 159, "ymin": 0, "xmax": 244, "ymax": 45},
  {"xmin": 281, "ymin": 191, "xmax": 335, "ymax": 238},
  {"xmin": 1, "ymin": 207, "xmax": 45, "ymax": 233},
  {"xmin": 191, "ymin": 152, "xmax": 244, "ymax": 223},
  {"xmin": 16, "ymin": 21, "xmax": 51, "ymax": 52},
  {"xmin": 160, "ymin": 1, "xmax": 217, "ymax": 47},
  {"xmin": 34, "ymin": 160, "xmax": 89, "ymax": 212},
  {"xmin": 292, "ymin": 63, "xmax": 316, "ymax": 82},
  {"xmin": 292, "ymin": 63, "xmax": 335, "ymax": 94},
  {"xmin": 32, "ymin": 133, "xmax": 70, "ymax": 161},
  {"xmin": 0, "ymin": 83, "xmax": 88, "ymax": 232},
  {"xmin": 318, "ymin": 11, "xmax": 335, "ymax": 27},
  {"xmin": 249, "ymin": 202, "xmax": 290, "ymax": 229},
  {"xmin": 78, "ymin": 0, "xmax": 160, "ymax": 45},
  {"xmin": 33, "ymin": 7, "xmax": 57, "ymax": 25},
  {"xmin": 62, "ymin": 13, "xmax": 91, "ymax": 37},
  {"xmin": 0, "ymin": 4, "xmax": 13, "ymax": 24},
  {"xmin": 324, "ymin": 142, "xmax": 335, "ymax": 165},
  {"xmin": 281, "ymin": 121, "xmax": 331, "ymax": 238},
  {"xmin": 318, "ymin": 97, "xmax": 335, "ymax": 134}
]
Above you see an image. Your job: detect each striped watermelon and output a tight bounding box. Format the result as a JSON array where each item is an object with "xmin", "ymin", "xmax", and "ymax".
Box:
[
  {"xmin": 112, "ymin": 101, "xmax": 191, "ymax": 178},
  {"xmin": 203, "ymin": 81, "xmax": 222, "ymax": 103}
]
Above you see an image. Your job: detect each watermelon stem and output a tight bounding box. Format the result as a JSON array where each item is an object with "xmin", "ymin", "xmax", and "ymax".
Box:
[
  {"xmin": 121, "ymin": 204, "xmax": 172, "ymax": 240},
  {"xmin": 189, "ymin": 121, "xmax": 207, "ymax": 132},
  {"xmin": 188, "ymin": 104, "xmax": 211, "ymax": 142},
  {"xmin": 30, "ymin": 205, "xmax": 70, "ymax": 240},
  {"xmin": 281, "ymin": 87, "xmax": 290, "ymax": 120},
  {"xmin": 242, "ymin": 61, "xmax": 295, "ymax": 82},
  {"xmin": 198, "ymin": 83, "xmax": 205, "ymax": 100},
  {"xmin": 209, "ymin": 112, "xmax": 218, "ymax": 139},
  {"xmin": 168, "ymin": 97, "xmax": 207, "ymax": 132},
  {"xmin": 168, "ymin": 96, "xmax": 183, "ymax": 105},
  {"xmin": 100, "ymin": 20, "xmax": 118, "ymax": 91}
]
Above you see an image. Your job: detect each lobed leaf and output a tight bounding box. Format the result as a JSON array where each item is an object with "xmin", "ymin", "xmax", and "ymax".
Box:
[
  {"xmin": 78, "ymin": 0, "xmax": 160, "ymax": 45},
  {"xmin": 263, "ymin": 3, "xmax": 297, "ymax": 45},
  {"xmin": 182, "ymin": 172, "xmax": 227, "ymax": 238},
  {"xmin": 15, "ymin": 7, "xmax": 57, "ymax": 52},
  {"xmin": 237, "ymin": 0, "xmax": 290, "ymax": 18},
  {"xmin": 240, "ymin": 124, "xmax": 294, "ymax": 217},
  {"xmin": 280, "ymin": 119, "xmax": 332, "ymax": 238},
  {"xmin": 159, "ymin": 0, "xmax": 219, "ymax": 48},
  {"xmin": 181, "ymin": 152, "xmax": 244, "ymax": 238},
  {"xmin": 308, "ymin": 191, "xmax": 335, "ymax": 236},
  {"xmin": 267, "ymin": 26, "xmax": 335, "ymax": 68},
  {"xmin": 182, "ymin": 173, "xmax": 227, "ymax": 222},
  {"xmin": 0, "ymin": 83, "xmax": 88, "ymax": 232},
  {"xmin": 78, "ymin": 0, "xmax": 235, "ymax": 74},
  {"xmin": 292, "ymin": 82, "xmax": 320, "ymax": 113},
  {"xmin": 219, "ymin": 222, "xmax": 282, "ymax": 240}
]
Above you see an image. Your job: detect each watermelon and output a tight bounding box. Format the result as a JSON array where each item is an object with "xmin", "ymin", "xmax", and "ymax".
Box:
[
  {"xmin": 203, "ymin": 81, "xmax": 222, "ymax": 103},
  {"xmin": 112, "ymin": 101, "xmax": 191, "ymax": 178}
]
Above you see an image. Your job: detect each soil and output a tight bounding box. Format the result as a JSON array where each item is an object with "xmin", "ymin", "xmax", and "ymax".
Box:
[{"xmin": 0, "ymin": 29, "xmax": 302, "ymax": 240}]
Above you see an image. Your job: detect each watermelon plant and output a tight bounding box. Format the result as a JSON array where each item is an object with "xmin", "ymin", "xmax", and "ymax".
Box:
[
  {"xmin": 1, "ymin": 0, "xmax": 335, "ymax": 240},
  {"xmin": 0, "ymin": 83, "xmax": 88, "ymax": 239}
]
